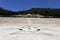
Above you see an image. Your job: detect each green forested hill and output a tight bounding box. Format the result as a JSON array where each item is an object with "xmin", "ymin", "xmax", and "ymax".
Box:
[{"xmin": 0, "ymin": 7, "xmax": 60, "ymax": 18}]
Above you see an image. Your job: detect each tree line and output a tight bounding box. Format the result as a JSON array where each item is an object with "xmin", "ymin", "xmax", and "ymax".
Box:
[
  {"xmin": 0, "ymin": 7, "xmax": 60, "ymax": 18},
  {"xmin": 0, "ymin": 7, "xmax": 18, "ymax": 17}
]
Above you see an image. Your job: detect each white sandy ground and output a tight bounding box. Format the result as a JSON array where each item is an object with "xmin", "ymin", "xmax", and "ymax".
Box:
[{"xmin": 0, "ymin": 17, "xmax": 60, "ymax": 40}]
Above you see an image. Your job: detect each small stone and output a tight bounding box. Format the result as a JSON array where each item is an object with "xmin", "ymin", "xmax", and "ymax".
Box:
[
  {"xmin": 37, "ymin": 29, "xmax": 40, "ymax": 31},
  {"xmin": 19, "ymin": 29, "xmax": 23, "ymax": 30}
]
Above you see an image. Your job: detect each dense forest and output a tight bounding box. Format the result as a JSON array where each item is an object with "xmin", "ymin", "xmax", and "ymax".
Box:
[{"xmin": 0, "ymin": 7, "xmax": 60, "ymax": 18}]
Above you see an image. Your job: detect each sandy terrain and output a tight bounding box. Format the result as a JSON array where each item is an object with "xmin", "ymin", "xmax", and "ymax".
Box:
[{"xmin": 0, "ymin": 17, "xmax": 60, "ymax": 40}]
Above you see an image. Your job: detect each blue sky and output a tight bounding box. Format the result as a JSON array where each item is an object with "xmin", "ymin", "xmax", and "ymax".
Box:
[{"xmin": 0, "ymin": 0, "xmax": 60, "ymax": 11}]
